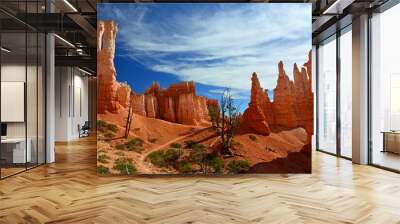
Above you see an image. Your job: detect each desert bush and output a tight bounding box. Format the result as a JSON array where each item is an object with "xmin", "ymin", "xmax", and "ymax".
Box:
[
  {"xmin": 227, "ymin": 160, "xmax": 250, "ymax": 174},
  {"xmin": 107, "ymin": 123, "xmax": 118, "ymax": 133},
  {"xmin": 113, "ymin": 157, "xmax": 136, "ymax": 175},
  {"xmin": 97, "ymin": 120, "xmax": 119, "ymax": 133},
  {"xmin": 116, "ymin": 138, "xmax": 144, "ymax": 153},
  {"xmin": 97, "ymin": 120, "xmax": 107, "ymax": 131},
  {"xmin": 170, "ymin": 142, "xmax": 182, "ymax": 149},
  {"xmin": 147, "ymin": 149, "xmax": 179, "ymax": 168},
  {"xmin": 147, "ymin": 150, "xmax": 167, "ymax": 167},
  {"xmin": 104, "ymin": 132, "xmax": 115, "ymax": 139},
  {"xmin": 184, "ymin": 140, "xmax": 197, "ymax": 149},
  {"xmin": 249, "ymin": 135, "xmax": 257, "ymax": 142},
  {"xmin": 164, "ymin": 148, "xmax": 179, "ymax": 165},
  {"xmin": 208, "ymin": 157, "xmax": 224, "ymax": 173},
  {"xmin": 178, "ymin": 161, "xmax": 193, "ymax": 173},
  {"xmin": 98, "ymin": 154, "xmax": 110, "ymax": 163},
  {"xmin": 191, "ymin": 144, "xmax": 206, "ymax": 162},
  {"xmin": 97, "ymin": 165, "xmax": 110, "ymax": 174},
  {"xmin": 127, "ymin": 137, "xmax": 144, "ymax": 146}
]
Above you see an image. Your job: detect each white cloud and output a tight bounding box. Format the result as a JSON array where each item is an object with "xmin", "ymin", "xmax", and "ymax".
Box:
[
  {"xmin": 208, "ymin": 89, "xmax": 248, "ymax": 100},
  {"xmin": 99, "ymin": 3, "xmax": 312, "ymax": 90}
]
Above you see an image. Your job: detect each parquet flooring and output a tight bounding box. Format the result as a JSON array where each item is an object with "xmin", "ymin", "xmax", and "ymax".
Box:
[{"xmin": 0, "ymin": 136, "xmax": 399, "ymax": 223}]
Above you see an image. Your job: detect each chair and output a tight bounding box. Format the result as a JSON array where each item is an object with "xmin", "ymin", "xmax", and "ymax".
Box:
[{"xmin": 79, "ymin": 121, "xmax": 90, "ymax": 138}]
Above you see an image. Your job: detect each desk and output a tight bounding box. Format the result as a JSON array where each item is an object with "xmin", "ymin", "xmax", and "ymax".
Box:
[
  {"xmin": 381, "ymin": 131, "xmax": 400, "ymax": 154},
  {"xmin": 1, "ymin": 138, "xmax": 31, "ymax": 163}
]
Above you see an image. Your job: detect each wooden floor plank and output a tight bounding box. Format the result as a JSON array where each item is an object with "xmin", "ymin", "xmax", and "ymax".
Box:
[{"xmin": 0, "ymin": 136, "xmax": 399, "ymax": 223}]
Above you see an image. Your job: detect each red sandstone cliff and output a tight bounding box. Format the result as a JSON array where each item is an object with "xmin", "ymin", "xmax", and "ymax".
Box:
[
  {"xmin": 97, "ymin": 20, "xmax": 213, "ymax": 125},
  {"xmin": 97, "ymin": 21, "xmax": 132, "ymax": 113},
  {"xmin": 138, "ymin": 81, "xmax": 212, "ymax": 125},
  {"xmin": 241, "ymin": 73, "xmax": 272, "ymax": 135},
  {"xmin": 240, "ymin": 52, "xmax": 313, "ymax": 138}
]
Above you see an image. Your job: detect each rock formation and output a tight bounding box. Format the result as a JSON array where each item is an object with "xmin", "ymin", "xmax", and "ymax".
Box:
[
  {"xmin": 240, "ymin": 52, "xmax": 313, "ymax": 138},
  {"xmin": 98, "ymin": 19, "xmax": 313, "ymax": 135},
  {"xmin": 139, "ymin": 81, "xmax": 211, "ymax": 125},
  {"xmin": 97, "ymin": 20, "xmax": 213, "ymax": 125},
  {"xmin": 273, "ymin": 61, "xmax": 299, "ymax": 128},
  {"xmin": 97, "ymin": 20, "xmax": 132, "ymax": 114},
  {"xmin": 241, "ymin": 73, "xmax": 272, "ymax": 135}
]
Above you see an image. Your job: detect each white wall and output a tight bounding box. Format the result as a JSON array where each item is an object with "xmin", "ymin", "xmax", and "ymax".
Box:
[{"xmin": 54, "ymin": 67, "xmax": 89, "ymax": 141}]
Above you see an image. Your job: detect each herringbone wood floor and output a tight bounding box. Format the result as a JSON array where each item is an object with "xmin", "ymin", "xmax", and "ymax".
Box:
[{"xmin": 0, "ymin": 137, "xmax": 399, "ymax": 224}]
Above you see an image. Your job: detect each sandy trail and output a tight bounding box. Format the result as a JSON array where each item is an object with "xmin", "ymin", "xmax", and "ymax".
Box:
[{"xmin": 136, "ymin": 127, "xmax": 211, "ymax": 173}]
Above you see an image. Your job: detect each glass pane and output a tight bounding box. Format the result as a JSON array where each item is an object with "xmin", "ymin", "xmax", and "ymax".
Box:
[
  {"xmin": 1, "ymin": 31, "xmax": 27, "ymax": 177},
  {"xmin": 340, "ymin": 29, "xmax": 352, "ymax": 158},
  {"xmin": 27, "ymin": 31, "xmax": 38, "ymax": 169},
  {"xmin": 317, "ymin": 37, "xmax": 337, "ymax": 154},
  {"xmin": 38, "ymin": 33, "xmax": 45, "ymax": 165},
  {"xmin": 371, "ymin": 4, "xmax": 400, "ymax": 171}
]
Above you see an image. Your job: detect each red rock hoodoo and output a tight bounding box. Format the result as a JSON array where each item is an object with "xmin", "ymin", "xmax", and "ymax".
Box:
[
  {"xmin": 241, "ymin": 73, "xmax": 272, "ymax": 135},
  {"xmin": 97, "ymin": 21, "xmax": 132, "ymax": 113},
  {"xmin": 97, "ymin": 20, "xmax": 213, "ymax": 126},
  {"xmin": 139, "ymin": 81, "xmax": 211, "ymax": 125},
  {"xmin": 240, "ymin": 53, "xmax": 313, "ymax": 139}
]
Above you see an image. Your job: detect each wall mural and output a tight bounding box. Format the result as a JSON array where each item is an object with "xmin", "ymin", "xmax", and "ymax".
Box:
[{"xmin": 97, "ymin": 3, "xmax": 313, "ymax": 175}]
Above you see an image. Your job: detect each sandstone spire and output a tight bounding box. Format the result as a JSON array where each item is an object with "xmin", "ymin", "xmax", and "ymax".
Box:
[{"xmin": 240, "ymin": 73, "xmax": 271, "ymax": 135}]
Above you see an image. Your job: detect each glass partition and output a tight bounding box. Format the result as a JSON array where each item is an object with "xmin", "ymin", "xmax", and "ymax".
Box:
[
  {"xmin": 1, "ymin": 31, "xmax": 28, "ymax": 177},
  {"xmin": 370, "ymin": 3, "xmax": 400, "ymax": 171},
  {"xmin": 0, "ymin": 1, "xmax": 46, "ymax": 179},
  {"xmin": 339, "ymin": 27, "xmax": 352, "ymax": 158},
  {"xmin": 317, "ymin": 36, "xmax": 337, "ymax": 154}
]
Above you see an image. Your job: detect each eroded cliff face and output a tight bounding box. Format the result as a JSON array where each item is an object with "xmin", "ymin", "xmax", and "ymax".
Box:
[
  {"xmin": 240, "ymin": 52, "xmax": 313, "ymax": 138},
  {"xmin": 241, "ymin": 73, "xmax": 272, "ymax": 135},
  {"xmin": 139, "ymin": 81, "xmax": 211, "ymax": 125},
  {"xmin": 97, "ymin": 20, "xmax": 212, "ymax": 125},
  {"xmin": 97, "ymin": 21, "xmax": 132, "ymax": 114}
]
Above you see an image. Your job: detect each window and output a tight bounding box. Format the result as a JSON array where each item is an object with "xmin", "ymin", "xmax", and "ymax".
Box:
[
  {"xmin": 370, "ymin": 3, "xmax": 400, "ymax": 171},
  {"xmin": 339, "ymin": 28, "xmax": 352, "ymax": 158},
  {"xmin": 317, "ymin": 36, "xmax": 337, "ymax": 154}
]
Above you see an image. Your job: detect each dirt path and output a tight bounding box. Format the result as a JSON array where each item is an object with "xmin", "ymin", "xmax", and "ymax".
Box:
[{"xmin": 135, "ymin": 127, "xmax": 211, "ymax": 173}]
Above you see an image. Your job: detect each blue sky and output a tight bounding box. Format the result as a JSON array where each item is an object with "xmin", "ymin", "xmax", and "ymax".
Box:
[{"xmin": 98, "ymin": 3, "xmax": 311, "ymax": 108}]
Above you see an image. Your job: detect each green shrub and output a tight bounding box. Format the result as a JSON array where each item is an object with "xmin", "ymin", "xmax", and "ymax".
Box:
[
  {"xmin": 97, "ymin": 120, "xmax": 119, "ymax": 133},
  {"xmin": 208, "ymin": 157, "xmax": 224, "ymax": 173},
  {"xmin": 147, "ymin": 149, "xmax": 179, "ymax": 168},
  {"xmin": 107, "ymin": 124, "xmax": 118, "ymax": 133},
  {"xmin": 97, "ymin": 120, "xmax": 107, "ymax": 132},
  {"xmin": 97, "ymin": 165, "xmax": 110, "ymax": 174},
  {"xmin": 116, "ymin": 138, "xmax": 144, "ymax": 153},
  {"xmin": 113, "ymin": 157, "xmax": 136, "ymax": 175},
  {"xmin": 184, "ymin": 140, "xmax": 197, "ymax": 149},
  {"xmin": 127, "ymin": 137, "xmax": 144, "ymax": 147},
  {"xmin": 191, "ymin": 144, "xmax": 206, "ymax": 162},
  {"xmin": 227, "ymin": 160, "xmax": 250, "ymax": 174},
  {"xmin": 178, "ymin": 162, "xmax": 193, "ymax": 173},
  {"xmin": 98, "ymin": 154, "xmax": 110, "ymax": 163},
  {"xmin": 170, "ymin": 142, "xmax": 182, "ymax": 149},
  {"xmin": 164, "ymin": 149, "xmax": 179, "ymax": 165},
  {"xmin": 147, "ymin": 150, "xmax": 167, "ymax": 167},
  {"xmin": 104, "ymin": 132, "xmax": 115, "ymax": 139},
  {"xmin": 249, "ymin": 135, "xmax": 257, "ymax": 142}
]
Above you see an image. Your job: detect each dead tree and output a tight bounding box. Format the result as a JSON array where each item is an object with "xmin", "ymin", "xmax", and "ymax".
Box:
[
  {"xmin": 208, "ymin": 104, "xmax": 220, "ymax": 129},
  {"xmin": 124, "ymin": 92, "xmax": 134, "ymax": 138},
  {"xmin": 219, "ymin": 89, "xmax": 240, "ymax": 155}
]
